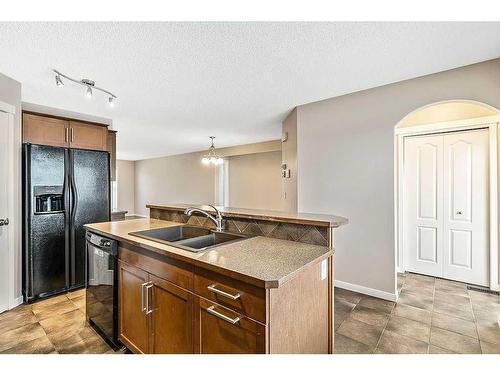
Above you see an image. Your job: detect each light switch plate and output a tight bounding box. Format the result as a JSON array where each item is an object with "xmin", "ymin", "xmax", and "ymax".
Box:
[{"xmin": 321, "ymin": 259, "xmax": 327, "ymax": 280}]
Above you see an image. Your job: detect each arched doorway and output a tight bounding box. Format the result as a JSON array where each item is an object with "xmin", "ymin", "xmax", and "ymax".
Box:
[{"xmin": 394, "ymin": 100, "xmax": 500, "ymax": 294}]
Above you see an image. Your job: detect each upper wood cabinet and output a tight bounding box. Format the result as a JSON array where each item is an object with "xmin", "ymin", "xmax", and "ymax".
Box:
[
  {"xmin": 69, "ymin": 121, "xmax": 108, "ymax": 151},
  {"xmin": 22, "ymin": 113, "xmax": 69, "ymax": 148},
  {"xmin": 22, "ymin": 113, "xmax": 110, "ymax": 152}
]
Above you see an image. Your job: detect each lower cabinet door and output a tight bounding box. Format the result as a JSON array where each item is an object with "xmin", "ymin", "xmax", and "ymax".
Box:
[
  {"xmin": 118, "ymin": 260, "xmax": 150, "ymax": 354},
  {"xmin": 150, "ymin": 275, "xmax": 194, "ymax": 353},
  {"xmin": 195, "ymin": 297, "xmax": 266, "ymax": 354}
]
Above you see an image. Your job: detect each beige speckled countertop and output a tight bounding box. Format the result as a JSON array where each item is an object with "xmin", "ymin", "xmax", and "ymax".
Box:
[
  {"xmin": 84, "ymin": 218, "xmax": 333, "ymax": 288},
  {"xmin": 146, "ymin": 203, "xmax": 348, "ymax": 228}
]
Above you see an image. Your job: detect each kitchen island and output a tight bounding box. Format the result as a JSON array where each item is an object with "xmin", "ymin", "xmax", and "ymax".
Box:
[{"xmin": 85, "ymin": 205, "xmax": 347, "ymax": 354}]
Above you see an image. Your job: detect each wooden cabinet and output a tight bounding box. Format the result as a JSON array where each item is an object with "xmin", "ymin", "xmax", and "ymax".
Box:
[
  {"xmin": 117, "ymin": 244, "xmax": 333, "ymax": 354},
  {"xmin": 107, "ymin": 130, "xmax": 117, "ymax": 181},
  {"xmin": 118, "ymin": 254, "xmax": 195, "ymax": 354},
  {"xmin": 118, "ymin": 260, "xmax": 149, "ymax": 354},
  {"xmin": 69, "ymin": 121, "xmax": 108, "ymax": 151},
  {"xmin": 22, "ymin": 113, "xmax": 111, "ymax": 152},
  {"xmin": 194, "ymin": 297, "xmax": 265, "ymax": 354},
  {"xmin": 150, "ymin": 275, "xmax": 194, "ymax": 354},
  {"xmin": 22, "ymin": 113, "xmax": 69, "ymax": 148}
]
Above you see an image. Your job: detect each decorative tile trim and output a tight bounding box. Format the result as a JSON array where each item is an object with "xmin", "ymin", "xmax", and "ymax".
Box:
[{"xmin": 150, "ymin": 208, "xmax": 329, "ymax": 246}]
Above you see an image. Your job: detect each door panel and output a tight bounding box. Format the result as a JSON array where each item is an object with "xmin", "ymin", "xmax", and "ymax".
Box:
[
  {"xmin": 25, "ymin": 145, "xmax": 68, "ymax": 298},
  {"xmin": 118, "ymin": 260, "xmax": 149, "ymax": 354},
  {"xmin": 150, "ymin": 275, "xmax": 194, "ymax": 354},
  {"xmin": 69, "ymin": 121, "xmax": 108, "ymax": 151},
  {"xmin": 23, "ymin": 113, "xmax": 69, "ymax": 148},
  {"xmin": 0, "ymin": 112, "xmax": 10, "ymax": 312},
  {"xmin": 404, "ymin": 129, "xmax": 489, "ymax": 286},
  {"xmin": 71, "ymin": 149, "xmax": 110, "ymax": 288},
  {"xmin": 443, "ymin": 130, "xmax": 489, "ymax": 286},
  {"xmin": 404, "ymin": 135, "xmax": 444, "ymax": 277}
]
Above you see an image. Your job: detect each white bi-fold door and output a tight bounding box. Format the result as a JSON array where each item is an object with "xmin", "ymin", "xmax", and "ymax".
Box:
[{"xmin": 404, "ymin": 129, "xmax": 489, "ymax": 286}]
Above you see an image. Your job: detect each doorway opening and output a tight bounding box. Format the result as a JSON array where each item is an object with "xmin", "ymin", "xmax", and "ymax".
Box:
[{"xmin": 394, "ymin": 100, "xmax": 500, "ymax": 294}]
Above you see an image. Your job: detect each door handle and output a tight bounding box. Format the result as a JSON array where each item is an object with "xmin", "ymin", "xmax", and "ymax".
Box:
[
  {"xmin": 0, "ymin": 218, "xmax": 9, "ymax": 226},
  {"xmin": 145, "ymin": 283, "xmax": 154, "ymax": 315},
  {"xmin": 141, "ymin": 282, "xmax": 148, "ymax": 312},
  {"xmin": 206, "ymin": 305, "xmax": 240, "ymax": 324},
  {"xmin": 207, "ymin": 284, "xmax": 241, "ymax": 300},
  {"xmin": 456, "ymin": 211, "xmax": 462, "ymax": 215}
]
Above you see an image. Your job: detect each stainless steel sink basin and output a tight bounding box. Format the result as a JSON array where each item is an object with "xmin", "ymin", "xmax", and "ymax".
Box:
[{"xmin": 128, "ymin": 225, "xmax": 247, "ymax": 252}]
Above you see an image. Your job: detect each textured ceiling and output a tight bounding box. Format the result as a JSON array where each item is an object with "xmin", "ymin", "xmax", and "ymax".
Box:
[{"xmin": 0, "ymin": 22, "xmax": 499, "ymax": 160}]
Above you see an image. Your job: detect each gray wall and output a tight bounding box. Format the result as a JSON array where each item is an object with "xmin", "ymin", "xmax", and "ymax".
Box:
[
  {"xmin": 0, "ymin": 73, "xmax": 22, "ymax": 302},
  {"xmin": 228, "ymin": 151, "xmax": 282, "ymax": 210},
  {"xmin": 116, "ymin": 160, "xmax": 136, "ymax": 214},
  {"xmin": 296, "ymin": 58, "xmax": 500, "ymax": 296},
  {"xmin": 134, "ymin": 152, "xmax": 217, "ymax": 216}
]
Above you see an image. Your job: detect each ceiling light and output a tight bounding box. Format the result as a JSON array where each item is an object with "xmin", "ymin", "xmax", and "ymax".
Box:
[
  {"xmin": 55, "ymin": 74, "xmax": 64, "ymax": 87},
  {"xmin": 202, "ymin": 136, "xmax": 223, "ymax": 166},
  {"xmin": 52, "ymin": 69, "xmax": 117, "ymax": 106}
]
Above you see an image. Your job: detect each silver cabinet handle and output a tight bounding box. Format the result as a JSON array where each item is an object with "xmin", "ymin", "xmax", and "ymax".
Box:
[
  {"xmin": 70, "ymin": 128, "xmax": 74, "ymax": 142},
  {"xmin": 145, "ymin": 283, "xmax": 154, "ymax": 315},
  {"xmin": 141, "ymin": 282, "xmax": 148, "ymax": 312},
  {"xmin": 206, "ymin": 306, "xmax": 240, "ymax": 324},
  {"xmin": 207, "ymin": 284, "xmax": 241, "ymax": 300},
  {"xmin": 0, "ymin": 218, "xmax": 9, "ymax": 226},
  {"xmin": 65, "ymin": 128, "xmax": 69, "ymax": 143}
]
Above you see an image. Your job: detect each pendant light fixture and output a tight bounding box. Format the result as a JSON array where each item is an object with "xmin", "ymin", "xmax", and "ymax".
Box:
[
  {"xmin": 53, "ymin": 69, "xmax": 117, "ymax": 107},
  {"xmin": 201, "ymin": 136, "xmax": 223, "ymax": 165}
]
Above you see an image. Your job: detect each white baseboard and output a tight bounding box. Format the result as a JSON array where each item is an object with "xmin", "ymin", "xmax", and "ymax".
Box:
[
  {"xmin": 9, "ymin": 295, "xmax": 23, "ymax": 309},
  {"xmin": 335, "ymin": 280, "xmax": 398, "ymax": 302}
]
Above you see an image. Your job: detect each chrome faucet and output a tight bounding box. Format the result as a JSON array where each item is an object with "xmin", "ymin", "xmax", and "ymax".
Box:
[{"xmin": 184, "ymin": 205, "xmax": 224, "ymax": 231}]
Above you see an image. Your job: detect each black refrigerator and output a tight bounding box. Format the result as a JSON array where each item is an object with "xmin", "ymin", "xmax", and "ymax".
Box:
[{"xmin": 23, "ymin": 144, "xmax": 110, "ymax": 302}]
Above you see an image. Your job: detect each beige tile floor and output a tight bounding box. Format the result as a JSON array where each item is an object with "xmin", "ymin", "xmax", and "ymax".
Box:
[
  {"xmin": 2, "ymin": 273, "xmax": 499, "ymax": 354},
  {"xmin": 335, "ymin": 273, "xmax": 500, "ymax": 354},
  {"xmin": 0, "ymin": 289, "xmax": 113, "ymax": 354}
]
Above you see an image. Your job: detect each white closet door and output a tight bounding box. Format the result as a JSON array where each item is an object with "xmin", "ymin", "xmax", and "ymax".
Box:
[
  {"xmin": 404, "ymin": 134, "xmax": 444, "ymax": 277},
  {"xmin": 0, "ymin": 111, "xmax": 10, "ymax": 313},
  {"xmin": 443, "ymin": 130, "xmax": 489, "ymax": 286}
]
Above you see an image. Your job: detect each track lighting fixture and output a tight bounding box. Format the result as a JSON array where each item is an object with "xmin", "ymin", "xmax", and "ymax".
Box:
[{"xmin": 53, "ymin": 69, "xmax": 117, "ymax": 107}]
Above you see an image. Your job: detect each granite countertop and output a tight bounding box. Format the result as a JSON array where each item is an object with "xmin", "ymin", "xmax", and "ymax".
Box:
[
  {"xmin": 146, "ymin": 203, "xmax": 348, "ymax": 228},
  {"xmin": 84, "ymin": 218, "xmax": 333, "ymax": 288}
]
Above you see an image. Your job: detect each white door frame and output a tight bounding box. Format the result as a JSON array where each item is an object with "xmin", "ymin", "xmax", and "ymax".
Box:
[
  {"xmin": 0, "ymin": 100, "xmax": 18, "ymax": 309},
  {"xmin": 394, "ymin": 115, "xmax": 500, "ymax": 292}
]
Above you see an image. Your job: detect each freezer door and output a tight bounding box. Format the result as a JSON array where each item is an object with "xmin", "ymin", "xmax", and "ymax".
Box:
[
  {"xmin": 23, "ymin": 144, "xmax": 69, "ymax": 299},
  {"xmin": 70, "ymin": 149, "xmax": 110, "ymax": 288}
]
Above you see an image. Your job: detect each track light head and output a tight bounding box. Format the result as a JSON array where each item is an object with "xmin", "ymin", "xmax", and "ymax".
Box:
[
  {"xmin": 85, "ymin": 86, "xmax": 93, "ymax": 98},
  {"xmin": 55, "ymin": 74, "xmax": 64, "ymax": 87},
  {"xmin": 108, "ymin": 96, "xmax": 115, "ymax": 107}
]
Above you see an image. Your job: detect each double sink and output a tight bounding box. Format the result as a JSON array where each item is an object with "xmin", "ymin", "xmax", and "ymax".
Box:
[{"xmin": 129, "ymin": 225, "xmax": 247, "ymax": 253}]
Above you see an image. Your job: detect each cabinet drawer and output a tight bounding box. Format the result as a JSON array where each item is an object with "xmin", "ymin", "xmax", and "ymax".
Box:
[
  {"xmin": 195, "ymin": 297, "xmax": 266, "ymax": 354},
  {"xmin": 119, "ymin": 246, "xmax": 194, "ymax": 290},
  {"xmin": 194, "ymin": 267, "xmax": 266, "ymax": 324}
]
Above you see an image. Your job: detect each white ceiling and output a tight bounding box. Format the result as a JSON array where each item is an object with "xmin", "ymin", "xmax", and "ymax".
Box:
[{"xmin": 0, "ymin": 22, "xmax": 499, "ymax": 160}]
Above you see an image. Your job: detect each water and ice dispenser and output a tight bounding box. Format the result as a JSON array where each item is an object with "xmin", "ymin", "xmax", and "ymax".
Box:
[{"xmin": 34, "ymin": 185, "xmax": 64, "ymax": 213}]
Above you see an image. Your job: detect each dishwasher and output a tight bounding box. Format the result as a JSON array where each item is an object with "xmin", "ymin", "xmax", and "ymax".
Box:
[{"xmin": 85, "ymin": 231, "xmax": 120, "ymax": 348}]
